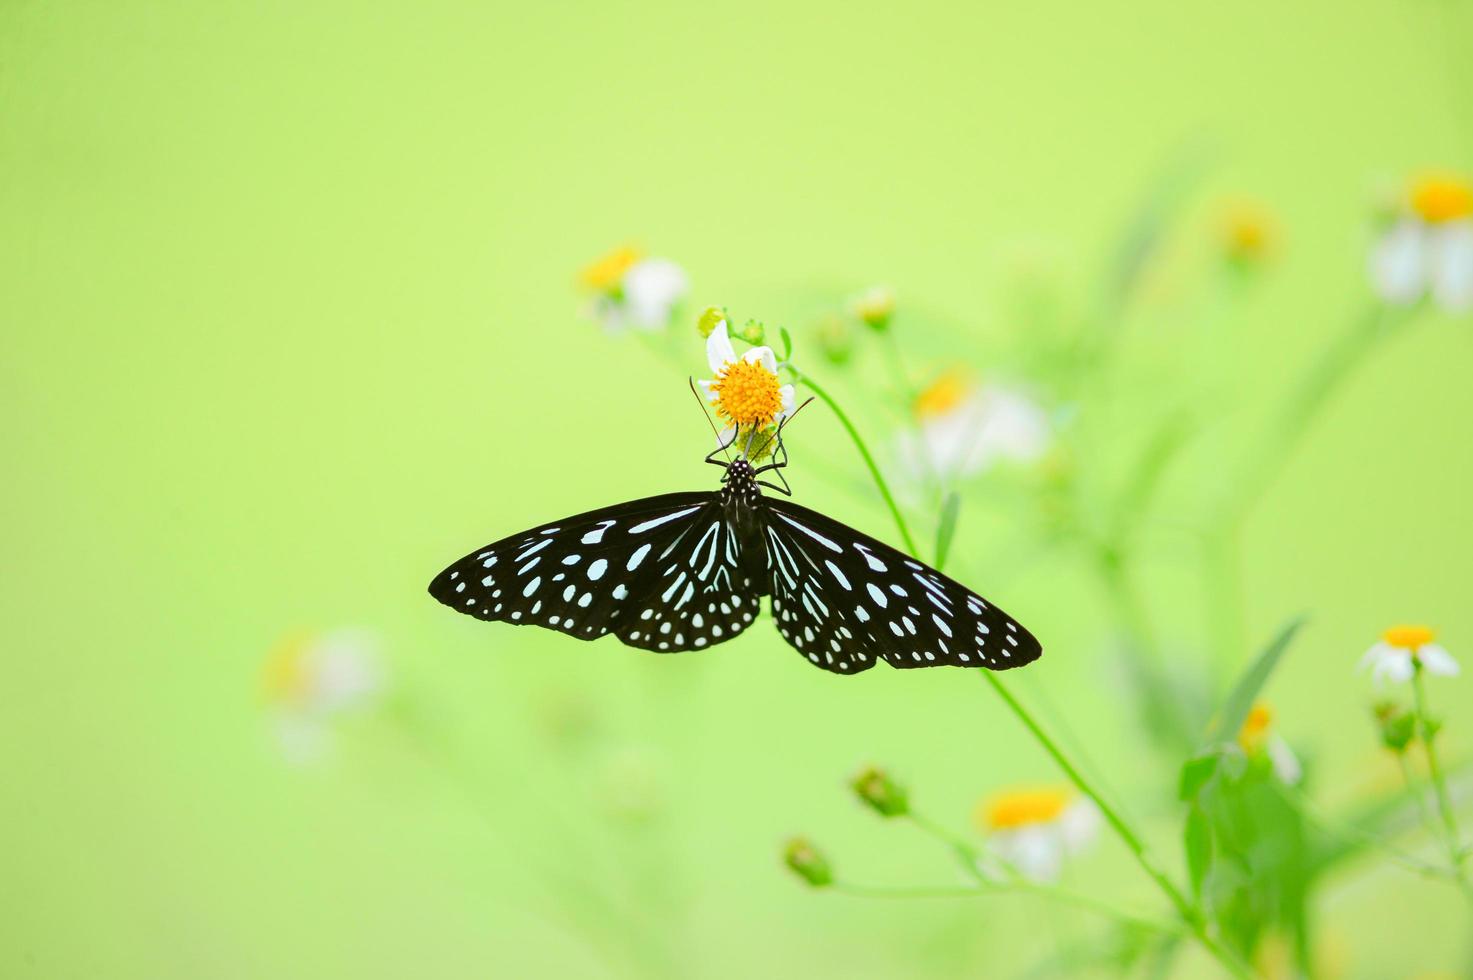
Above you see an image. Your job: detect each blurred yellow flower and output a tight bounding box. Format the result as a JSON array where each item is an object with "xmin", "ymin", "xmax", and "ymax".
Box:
[
  {"xmin": 973, "ymin": 786, "xmax": 1098, "ymax": 882},
  {"xmin": 579, "ymin": 244, "xmax": 643, "ymax": 291},
  {"xmin": 1362, "ymin": 624, "xmax": 1459, "ymax": 684},
  {"xmin": 697, "ymin": 320, "xmax": 794, "ymax": 449},
  {"xmin": 580, "ymin": 245, "xmax": 689, "ymax": 332},
  {"xmin": 263, "ymin": 628, "xmax": 383, "ymax": 764},
  {"xmin": 1410, "ymin": 173, "xmax": 1473, "ymax": 224},
  {"xmin": 897, "ymin": 370, "xmax": 1050, "ymax": 482},
  {"xmin": 1219, "ymin": 200, "xmax": 1276, "ymax": 265},
  {"xmin": 1236, "ymin": 701, "xmax": 1302, "ymax": 784},
  {"xmin": 1369, "ymin": 172, "xmax": 1473, "ymax": 312}
]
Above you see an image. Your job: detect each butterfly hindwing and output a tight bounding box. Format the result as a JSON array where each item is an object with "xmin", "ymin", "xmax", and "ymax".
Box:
[
  {"xmin": 761, "ymin": 498, "xmax": 1042, "ymax": 672},
  {"xmin": 611, "ymin": 504, "xmax": 764, "ymax": 653},
  {"xmin": 430, "ymin": 492, "xmax": 727, "ymax": 643}
]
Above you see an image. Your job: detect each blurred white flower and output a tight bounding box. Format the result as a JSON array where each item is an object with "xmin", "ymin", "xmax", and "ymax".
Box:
[
  {"xmin": 1368, "ymin": 174, "xmax": 1473, "ymax": 313},
  {"xmin": 897, "ymin": 370, "xmax": 1050, "ymax": 483},
  {"xmin": 580, "ymin": 245, "xmax": 688, "ymax": 332},
  {"xmin": 974, "ymin": 787, "xmax": 1099, "ymax": 883},
  {"xmin": 1238, "ymin": 702, "xmax": 1302, "ymax": 785},
  {"xmin": 263, "ymin": 628, "xmax": 384, "ymax": 764},
  {"xmin": 697, "ymin": 320, "xmax": 794, "ymax": 451},
  {"xmin": 1361, "ymin": 625, "xmax": 1459, "ymax": 686}
]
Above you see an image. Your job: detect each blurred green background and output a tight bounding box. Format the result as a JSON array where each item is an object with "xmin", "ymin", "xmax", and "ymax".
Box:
[{"xmin": 3, "ymin": 0, "xmax": 1471, "ymax": 976}]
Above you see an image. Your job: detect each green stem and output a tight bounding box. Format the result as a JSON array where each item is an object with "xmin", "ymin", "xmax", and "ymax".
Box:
[
  {"xmin": 1412, "ymin": 662, "xmax": 1467, "ymax": 867},
  {"xmin": 834, "ymin": 879, "xmax": 1185, "ymax": 936},
  {"xmin": 787, "ymin": 366, "xmax": 920, "ymax": 556},
  {"xmin": 979, "ymin": 673, "xmax": 1250, "ymax": 977}
]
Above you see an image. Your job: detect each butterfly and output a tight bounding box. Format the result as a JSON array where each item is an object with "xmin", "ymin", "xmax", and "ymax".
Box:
[{"xmin": 428, "ymin": 415, "xmax": 1042, "ymax": 674}]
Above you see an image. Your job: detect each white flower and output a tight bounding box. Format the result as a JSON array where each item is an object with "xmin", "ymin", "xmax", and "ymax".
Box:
[
  {"xmin": 1368, "ymin": 174, "xmax": 1473, "ymax": 313},
  {"xmin": 263, "ymin": 628, "xmax": 384, "ymax": 764},
  {"xmin": 580, "ymin": 246, "xmax": 688, "ymax": 332},
  {"xmin": 974, "ymin": 788, "xmax": 1099, "ymax": 883},
  {"xmin": 1361, "ymin": 625, "xmax": 1459, "ymax": 685},
  {"xmin": 897, "ymin": 371, "xmax": 1050, "ymax": 482},
  {"xmin": 697, "ymin": 321, "xmax": 795, "ymax": 452}
]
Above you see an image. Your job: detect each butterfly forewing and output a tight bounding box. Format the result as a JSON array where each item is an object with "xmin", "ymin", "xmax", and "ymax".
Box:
[
  {"xmin": 430, "ymin": 493, "xmax": 736, "ymax": 643},
  {"xmin": 762, "ymin": 498, "xmax": 1042, "ymax": 672}
]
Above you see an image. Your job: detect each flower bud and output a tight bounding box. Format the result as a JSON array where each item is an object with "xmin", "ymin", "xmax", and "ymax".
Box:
[
  {"xmin": 813, "ymin": 313, "xmax": 853, "ymax": 366},
  {"xmin": 697, "ymin": 306, "xmax": 727, "ymax": 338},
  {"xmin": 1373, "ymin": 700, "xmax": 1415, "ymax": 753},
  {"xmin": 735, "ymin": 318, "xmax": 766, "ymax": 345},
  {"xmin": 782, "ymin": 836, "xmax": 833, "ymax": 887},
  {"xmin": 850, "ymin": 766, "xmax": 909, "ymax": 817},
  {"xmin": 851, "ymin": 285, "xmax": 895, "ymax": 332}
]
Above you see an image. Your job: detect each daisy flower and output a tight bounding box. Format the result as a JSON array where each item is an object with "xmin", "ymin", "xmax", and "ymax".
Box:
[
  {"xmin": 697, "ymin": 319, "xmax": 795, "ymax": 453},
  {"xmin": 262, "ymin": 628, "xmax": 384, "ymax": 764},
  {"xmin": 1368, "ymin": 173, "xmax": 1473, "ymax": 312},
  {"xmin": 1237, "ymin": 702, "xmax": 1303, "ymax": 785},
  {"xmin": 580, "ymin": 245, "xmax": 689, "ymax": 332},
  {"xmin": 1361, "ymin": 625, "xmax": 1459, "ymax": 685},
  {"xmin": 896, "ymin": 370, "xmax": 1050, "ymax": 483},
  {"xmin": 973, "ymin": 786, "xmax": 1099, "ymax": 883}
]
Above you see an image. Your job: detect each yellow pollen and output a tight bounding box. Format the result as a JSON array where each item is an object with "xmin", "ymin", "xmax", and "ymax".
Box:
[
  {"xmin": 1238, "ymin": 701, "xmax": 1273, "ymax": 751},
  {"xmin": 263, "ymin": 632, "xmax": 313, "ymax": 705},
  {"xmin": 579, "ymin": 245, "xmax": 643, "ymax": 291},
  {"xmin": 1410, "ymin": 174, "xmax": 1472, "ymax": 224},
  {"xmin": 977, "ymin": 787, "xmax": 1071, "ymax": 831},
  {"xmin": 1382, "ymin": 624, "xmax": 1435, "ymax": 650},
  {"xmin": 913, "ymin": 370, "xmax": 971, "ymax": 421},
  {"xmin": 711, "ymin": 358, "xmax": 783, "ymax": 428}
]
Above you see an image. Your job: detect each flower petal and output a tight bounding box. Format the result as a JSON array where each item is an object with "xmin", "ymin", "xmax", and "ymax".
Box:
[
  {"xmin": 1369, "ymin": 219, "xmax": 1428, "ymax": 305},
  {"xmin": 716, "ymin": 424, "xmax": 737, "ymax": 449},
  {"xmin": 622, "ymin": 258, "xmax": 688, "ymax": 330},
  {"xmin": 1268, "ymin": 736, "xmax": 1303, "ymax": 785},
  {"xmin": 706, "ymin": 321, "xmax": 736, "ymax": 374},
  {"xmin": 1429, "ymin": 220, "xmax": 1473, "ymax": 313},
  {"xmin": 777, "ymin": 384, "xmax": 795, "ymax": 417},
  {"xmin": 743, "ymin": 345, "xmax": 779, "ymax": 375},
  {"xmin": 1360, "ymin": 642, "xmax": 1393, "ymax": 672},
  {"xmin": 1380, "ymin": 654, "xmax": 1415, "ymax": 685},
  {"xmin": 1417, "ymin": 644, "xmax": 1461, "ymax": 676}
]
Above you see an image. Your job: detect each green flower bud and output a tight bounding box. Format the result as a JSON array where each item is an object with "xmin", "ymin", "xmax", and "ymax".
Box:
[
  {"xmin": 735, "ymin": 318, "xmax": 766, "ymax": 346},
  {"xmin": 782, "ymin": 837, "xmax": 832, "ymax": 887},
  {"xmin": 1373, "ymin": 700, "xmax": 1416, "ymax": 753},
  {"xmin": 850, "ymin": 766, "xmax": 909, "ymax": 817},
  {"xmin": 851, "ymin": 286, "xmax": 895, "ymax": 332},
  {"xmin": 813, "ymin": 313, "xmax": 853, "ymax": 366},
  {"xmin": 697, "ymin": 306, "xmax": 728, "ymax": 338}
]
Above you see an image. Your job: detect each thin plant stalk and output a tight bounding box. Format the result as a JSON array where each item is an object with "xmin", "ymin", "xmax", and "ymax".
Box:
[
  {"xmin": 809, "ymin": 378, "xmax": 1251, "ymax": 978},
  {"xmin": 1411, "ymin": 661, "xmax": 1473, "ymax": 904}
]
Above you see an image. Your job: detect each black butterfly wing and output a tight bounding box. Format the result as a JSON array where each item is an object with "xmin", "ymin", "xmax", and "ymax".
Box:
[
  {"xmin": 762, "ymin": 497, "xmax": 1042, "ymax": 673},
  {"xmin": 428, "ymin": 492, "xmax": 762, "ymax": 652}
]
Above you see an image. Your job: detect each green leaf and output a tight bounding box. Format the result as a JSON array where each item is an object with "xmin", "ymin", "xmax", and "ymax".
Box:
[
  {"xmin": 778, "ymin": 326, "xmax": 793, "ymax": 361},
  {"xmin": 1178, "ymin": 751, "xmax": 1221, "ymax": 801},
  {"xmin": 1184, "ymin": 803, "xmax": 1213, "ymax": 898},
  {"xmin": 1203, "ymin": 615, "xmax": 1307, "ymax": 748},
  {"xmin": 934, "ymin": 491, "xmax": 960, "ymax": 572}
]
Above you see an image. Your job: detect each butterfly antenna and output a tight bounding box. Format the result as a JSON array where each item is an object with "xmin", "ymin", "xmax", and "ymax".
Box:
[
  {"xmin": 750, "ymin": 396, "xmax": 816, "ymax": 462},
  {"xmin": 689, "ymin": 377, "xmax": 733, "ymax": 464}
]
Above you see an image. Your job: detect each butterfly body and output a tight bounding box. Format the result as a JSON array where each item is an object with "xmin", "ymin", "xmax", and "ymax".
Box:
[{"xmin": 430, "ymin": 454, "xmax": 1041, "ymax": 674}]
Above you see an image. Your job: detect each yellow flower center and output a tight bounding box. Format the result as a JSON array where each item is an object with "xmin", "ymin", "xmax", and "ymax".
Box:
[
  {"xmin": 1410, "ymin": 174, "xmax": 1472, "ymax": 224},
  {"xmin": 1382, "ymin": 624, "xmax": 1435, "ymax": 650},
  {"xmin": 1222, "ymin": 204, "xmax": 1272, "ymax": 261},
  {"xmin": 913, "ymin": 370, "xmax": 970, "ymax": 421},
  {"xmin": 1238, "ymin": 701, "xmax": 1273, "ymax": 751},
  {"xmin": 979, "ymin": 787, "xmax": 1071, "ymax": 831},
  {"xmin": 263, "ymin": 632, "xmax": 313, "ymax": 705},
  {"xmin": 579, "ymin": 245, "xmax": 642, "ymax": 291},
  {"xmin": 711, "ymin": 358, "xmax": 784, "ymax": 428}
]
